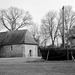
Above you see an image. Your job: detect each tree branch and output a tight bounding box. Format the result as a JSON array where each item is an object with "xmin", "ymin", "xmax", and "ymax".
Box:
[{"xmin": 1, "ymin": 17, "xmax": 11, "ymax": 31}]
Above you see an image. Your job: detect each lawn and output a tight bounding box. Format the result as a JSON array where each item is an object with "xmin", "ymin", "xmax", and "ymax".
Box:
[{"xmin": 0, "ymin": 60, "xmax": 75, "ymax": 75}]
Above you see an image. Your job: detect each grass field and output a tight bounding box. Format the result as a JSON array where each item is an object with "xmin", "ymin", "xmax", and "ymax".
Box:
[{"xmin": 0, "ymin": 59, "xmax": 75, "ymax": 75}]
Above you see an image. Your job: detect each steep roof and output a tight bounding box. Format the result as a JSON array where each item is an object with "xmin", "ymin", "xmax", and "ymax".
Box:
[{"xmin": 0, "ymin": 30, "xmax": 37, "ymax": 46}]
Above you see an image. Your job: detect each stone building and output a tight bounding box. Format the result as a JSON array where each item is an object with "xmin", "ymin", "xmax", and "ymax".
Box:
[{"xmin": 0, "ymin": 30, "xmax": 38, "ymax": 58}]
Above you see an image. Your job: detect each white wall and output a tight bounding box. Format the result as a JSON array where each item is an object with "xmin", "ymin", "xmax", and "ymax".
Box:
[{"xmin": 25, "ymin": 45, "xmax": 38, "ymax": 58}]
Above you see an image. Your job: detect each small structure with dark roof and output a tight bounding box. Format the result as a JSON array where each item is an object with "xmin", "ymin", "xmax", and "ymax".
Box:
[{"xmin": 0, "ymin": 30, "xmax": 38, "ymax": 58}]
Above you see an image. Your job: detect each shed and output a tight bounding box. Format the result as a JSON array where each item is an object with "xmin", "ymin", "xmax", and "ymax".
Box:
[{"xmin": 0, "ymin": 30, "xmax": 38, "ymax": 58}]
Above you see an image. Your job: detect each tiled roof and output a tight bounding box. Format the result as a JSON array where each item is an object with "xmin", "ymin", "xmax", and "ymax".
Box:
[{"xmin": 0, "ymin": 30, "xmax": 37, "ymax": 46}]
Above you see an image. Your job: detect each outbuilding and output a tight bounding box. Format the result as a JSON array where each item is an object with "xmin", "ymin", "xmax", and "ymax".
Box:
[{"xmin": 0, "ymin": 30, "xmax": 38, "ymax": 58}]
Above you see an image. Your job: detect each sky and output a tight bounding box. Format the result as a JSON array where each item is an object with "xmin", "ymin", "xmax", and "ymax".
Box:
[
  {"xmin": 0, "ymin": 0, "xmax": 75, "ymax": 45},
  {"xmin": 0, "ymin": 0, "xmax": 75, "ymax": 25}
]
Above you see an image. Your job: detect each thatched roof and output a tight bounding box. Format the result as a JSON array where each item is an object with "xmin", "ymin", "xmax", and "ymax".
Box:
[{"xmin": 0, "ymin": 30, "xmax": 37, "ymax": 46}]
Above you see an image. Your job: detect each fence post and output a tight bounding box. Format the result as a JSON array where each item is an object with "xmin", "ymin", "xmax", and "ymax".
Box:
[
  {"xmin": 46, "ymin": 50, "xmax": 49, "ymax": 61},
  {"xmin": 67, "ymin": 47, "xmax": 69, "ymax": 60}
]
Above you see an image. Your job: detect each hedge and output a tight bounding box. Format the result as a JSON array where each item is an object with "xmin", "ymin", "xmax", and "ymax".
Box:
[{"xmin": 39, "ymin": 47, "xmax": 75, "ymax": 60}]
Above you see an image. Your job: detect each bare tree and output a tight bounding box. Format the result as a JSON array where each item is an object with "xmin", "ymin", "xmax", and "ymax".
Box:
[
  {"xmin": 0, "ymin": 7, "xmax": 33, "ymax": 31},
  {"xmin": 30, "ymin": 23, "xmax": 38, "ymax": 38},
  {"xmin": 30, "ymin": 23, "xmax": 41, "ymax": 45},
  {"xmin": 40, "ymin": 21, "xmax": 49, "ymax": 46},
  {"xmin": 41, "ymin": 11, "xmax": 60, "ymax": 47},
  {"xmin": 64, "ymin": 6, "xmax": 75, "ymax": 40},
  {"xmin": 59, "ymin": 6, "xmax": 75, "ymax": 46}
]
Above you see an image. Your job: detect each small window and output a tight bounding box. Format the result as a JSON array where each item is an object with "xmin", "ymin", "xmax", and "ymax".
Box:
[
  {"xmin": 11, "ymin": 46, "xmax": 13, "ymax": 51},
  {"xmin": 29, "ymin": 50, "xmax": 32, "ymax": 56}
]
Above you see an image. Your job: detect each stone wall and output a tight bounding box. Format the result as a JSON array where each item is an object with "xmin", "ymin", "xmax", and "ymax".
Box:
[
  {"xmin": 0, "ymin": 44, "xmax": 25, "ymax": 57},
  {"xmin": 25, "ymin": 45, "xmax": 38, "ymax": 58}
]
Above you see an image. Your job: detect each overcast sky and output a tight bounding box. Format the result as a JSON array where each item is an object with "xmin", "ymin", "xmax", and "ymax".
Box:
[{"xmin": 0, "ymin": 0, "xmax": 75, "ymax": 24}]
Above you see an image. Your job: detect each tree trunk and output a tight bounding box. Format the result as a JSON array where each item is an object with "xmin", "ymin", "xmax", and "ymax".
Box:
[
  {"xmin": 61, "ymin": 35, "xmax": 65, "ymax": 47},
  {"xmin": 52, "ymin": 40, "xmax": 55, "ymax": 47}
]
